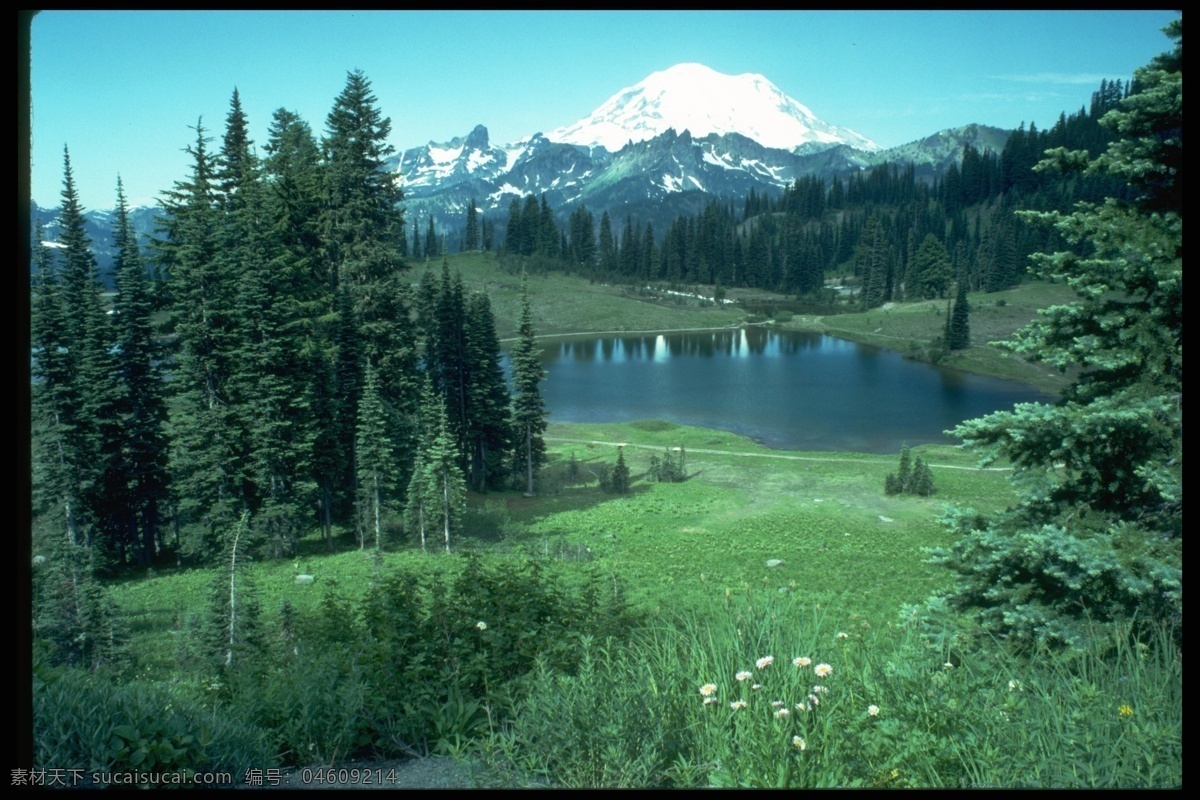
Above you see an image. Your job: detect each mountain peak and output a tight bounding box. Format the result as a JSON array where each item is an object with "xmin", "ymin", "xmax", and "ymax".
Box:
[{"xmin": 550, "ymin": 63, "xmax": 879, "ymax": 154}]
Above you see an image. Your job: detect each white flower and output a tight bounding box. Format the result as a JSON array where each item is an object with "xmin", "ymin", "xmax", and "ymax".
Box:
[
  {"xmin": 756, "ymin": 655, "xmax": 775, "ymax": 670},
  {"xmin": 1008, "ymin": 680, "xmax": 1022, "ymax": 692},
  {"xmin": 700, "ymin": 683, "xmax": 717, "ymax": 697},
  {"xmin": 475, "ymin": 621, "xmax": 488, "ymax": 631},
  {"xmin": 836, "ymin": 631, "xmax": 849, "ymax": 640},
  {"xmin": 868, "ymin": 705, "xmax": 880, "ymax": 717},
  {"xmin": 812, "ymin": 685, "xmax": 829, "ymax": 694},
  {"xmin": 795, "ymin": 702, "xmax": 809, "ymax": 712},
  {"xmin": 814, "ymin": 663, "xmax": 833, "ymax": 678},
  {"xmin": 751, "ymin": 683, "xmax": 762, "ymax": 691},
  {"xmin": 774, "ymin": 708, "xmax": 790, "ymax": 719},
  {"xmin": 771, "ymin": 700, "xmax": 786, "ymax": 708},
  {"xmin": 703, "ymin": 696, "xmax": 719, "ymax": 705},
  {"xmin": 807, "ymin": 693, "xmax": 820, "ymax": 706},
  {"xmin": 792, "ymin": 736, "xmax": 807, "ymax": 751},
  {"xmin": 730, "ymin": 700, "xmax": 748, "ymax": 710},
  {"xmin": 735, "ymin": 670, "xmax": 753, "ymax": 682},
  {"xmin": 944, "ymin": 661, "xmax": 954, "ymax": 669},
  {"xmin": 793, "ymin": 656, "xmax": 812, "ymax": 668}
]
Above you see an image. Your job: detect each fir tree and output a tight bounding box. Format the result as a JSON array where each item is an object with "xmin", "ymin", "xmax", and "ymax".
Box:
[
  {"xmin": 464, "ymin": 199, "xmax": 480, "ymax": 252},
  {"xmin": 405, "ymin": 378, "xmax": 466, "ymax": 553},
  {"xmin": 463, "ymin": 292, "xmax": 513, "ymax": 491},
  {"xmin": 112, "ymin": 177, "xmax": 171, "ymax": 565},
  {"xmin": 947, "ymin": 279, "xmax": 971, "ymax": 350},
  {"xmin": 609, "ymin": 447, "xmax": 631, "ymax": 495},
  {"xmin": 934, "ymin": 20, "xmax": 1183, "ymax": 648},
  {"xmin": 356, "ymin": 364, "xmax": 397, "ymax": 551},
  {"xmin": 510, "ymin": 272, "xmax": 547, "ymax": 495}
]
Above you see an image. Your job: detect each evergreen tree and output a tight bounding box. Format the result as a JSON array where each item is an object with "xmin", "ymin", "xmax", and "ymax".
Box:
[
  {"xmin": 356, "ymin": 364, "xmax": 397, "ymax": 551},
  {"xmin": 112, "ymin": 177, "xmax": 171, "ymax": 565},
  {"xmin": 158, "ymin": 119, "xmax": 244, "ymax": 559},
  {"xmin": 510, "ymin": 272, "xmax": 547, "ymax": 495},
  {"xmin": 934, "ymin": 20, "xmax": 1182, "ymax": 648},
  {"xmin": 464, "ymin": 199, "xmax": 480, "ymax": 252},
  {"xmin": 610, "ymin": 447, "xmax": 631, "ymax": 495},
  {"xmin": 404, "ymin": 377, "xmax": 465, "ymax": 553},
  {"xmin": 463, "ymin": 292, "xmax": 513, "ymax": 491},
  {"xmin": 322, "ymin": 70, "xmax": 418, "ymax": 511},
  {"xmin": 54, "ymin": 148, "xmax": 128, "ymax": 562},
  {"xmin": 947, "ymin": 279, "xmax": 971, "ymax": 350},
  {"xmin": 425, "ymin": 215, "xmax": 439, "ymax": 259}
]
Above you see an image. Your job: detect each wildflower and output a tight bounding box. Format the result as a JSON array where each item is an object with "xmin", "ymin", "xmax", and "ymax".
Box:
[
  {"xmin": 1008, "ymin": 680, "xmax": 1022, "ymax": 692},
  {"xmin": 812, "ymin": 685, "xmax": 829, "ymax": 694},
  {"xmin": 1119, "ymin": 704, "xmax": 1134, "ymax": 718},
  {"xmin": 751, "ymin": 684, "xmax": 762, "ymax": 691},
  {"xmin": 756, "ymin": 655, "xmax": 775, "ymax": 670},
  {"xmin": 792, "ymin": 736, "xmax": 807, "ymax": 751},
  {"xmin": 814, "ymin": 663, "xmax": 832, "ymax": 678},
  {"xmin": 475, "ymin": 621, "xmax": 488, "ymax": 631},
  {"xmin": 836, "ymin": 631, "xmax": 849, "ymax": 640},
  {"xmin": 793, "ymin": 656, "xmax": 812, "ymax": 668},
  {"xmin": 868, "ymin": 705, "xmax": 880, "ymax": 717},
  {"xmin": 735, "ymin": 670, "xmax": 753, "ymax": 682},
  {"xmin": 700, "ymin": 683, "xmax": 717, "ymax": 697},
  {"xmin": 774, "ymin": 708, "xmax": 790, "ymax": 719},
  {"xmin": 730, "ymin": 700, "xmax": 748, "ymax": 711},
  {"xmin": 703, "ymin": 697, "xmax": 719, "ymax": 706},
  {"xmin": 808, "ymin": 693, "xmax": 820, "ymax": 707},
  {"xmin": 771, "ymin": 700, "xmax": 786, "ymax": 708},
  {"xmin": 944, "ymin": 661, "xmax": 954, "ymax": 669},
  {"xmin": 795, "ymin": 702, "xmax": 809, "ymax": 712}
]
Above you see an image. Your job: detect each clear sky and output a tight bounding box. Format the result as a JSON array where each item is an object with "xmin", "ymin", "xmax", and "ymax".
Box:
[{"xmin": 27, "ymin": 9, "xmax": 1181, "ymax": 212}]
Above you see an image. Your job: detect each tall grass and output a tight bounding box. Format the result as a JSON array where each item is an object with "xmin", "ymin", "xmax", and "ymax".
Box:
[{"xmin": 474, "ymin": 587, "xmax": 1182, "ymax": 788}]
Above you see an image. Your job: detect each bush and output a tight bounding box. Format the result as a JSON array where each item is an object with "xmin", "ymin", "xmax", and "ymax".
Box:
[{"xmin": 33, "ymin": 665, "xmax": 274, "ymax": 786}]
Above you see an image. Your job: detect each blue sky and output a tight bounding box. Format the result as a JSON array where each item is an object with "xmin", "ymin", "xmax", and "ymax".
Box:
[{"xmin": 28, "ymin": 9, "xmax": 1180, "ymax": 212}]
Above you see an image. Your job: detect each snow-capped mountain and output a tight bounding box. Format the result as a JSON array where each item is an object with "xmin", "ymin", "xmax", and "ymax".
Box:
[
  {"xmin": 549, "ymin": 63, "xmax": 880, "ymax": 155},
  {"xmin": 33, "ymin": 64, "xmax": 1008, "ymax": 270},
  {"xmin": 392, "ymin": 63, "xmax": 897, "ymax": 235}
]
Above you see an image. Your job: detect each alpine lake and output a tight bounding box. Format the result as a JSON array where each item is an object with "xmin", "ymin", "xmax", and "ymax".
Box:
[{"xmin": 524, "ymin": 327, "xmax": 1052, "ymax": 454}]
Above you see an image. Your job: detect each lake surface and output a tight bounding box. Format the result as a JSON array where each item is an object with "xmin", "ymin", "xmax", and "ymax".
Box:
[{"xmin": 530, "ymin": 328, "xmax": 1052, "ymax": 453}]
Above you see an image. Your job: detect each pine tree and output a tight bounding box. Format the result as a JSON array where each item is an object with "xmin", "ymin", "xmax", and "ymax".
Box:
[
  {"xmin": 53, "ymin": 148, "xmax": 127, "ymax": 561},
  {"xmin": 158, "ymin": 119, "xmax": 244, "ymax": 559},
  {"xmin": 463, "ymin": 292, "xmax": 513, "ymax": 491},
  {"xmin": 404, "ymin": 378, "xmax": 465, "ymax": 553},
  {"xmin": 356, "ymin": 364, "xmax": 397, "ymax": 552},
  {"xmin": 510, "ymin": 272, "xmax": 547, "ymax": 495},
  {"xmin": 610, "ymin": 447, "xmax": 631, "ymax": 495},
  {"xmin": 947, "ymin": 279, "xmax": 971, "ymax": 350},
  {"xmin": 464, "ymin": 199, "xmax": 480, "ymax": 252},
  {"xmin": 934, "ymin": 19, "xmax": 1182, "ymax": 648},
  {"xmin": 322, "ymin": 70, "xmax": 418, "ymax": 513},
  {"xmin": 112, "ymin": 177, "xmax": 171, "ymax": 565}
]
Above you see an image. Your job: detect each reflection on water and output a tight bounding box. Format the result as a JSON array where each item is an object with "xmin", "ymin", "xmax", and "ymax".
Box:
[{"xmin": 526, "ymin": 328, "xmax": 1051, "ymax": 454}]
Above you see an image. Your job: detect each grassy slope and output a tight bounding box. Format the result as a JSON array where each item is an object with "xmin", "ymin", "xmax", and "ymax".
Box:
[{"xmin": 112, "ymin": 252, "xmax": 1055, "ymax": 663}]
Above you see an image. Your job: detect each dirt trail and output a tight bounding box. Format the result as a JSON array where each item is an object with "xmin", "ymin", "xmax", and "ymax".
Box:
[{"xmin": 545, "ymin": 436, "xmax": 1012, "ymax": 472}]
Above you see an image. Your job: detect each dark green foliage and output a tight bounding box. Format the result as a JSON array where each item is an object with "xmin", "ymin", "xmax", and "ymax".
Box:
[
  {"xmin": 32, "ymin": 538, "xmax": 126, "ymax": 673},
  {"xmin": 647, "ymin": 447, "xmax": 687, "ymax": 483},
  {"xmin": 946, "ymin": 280, "xmax": 971, "ymax": 350},
  {"xmin": 607, "ymin": 448, "xmax": 631, "ymax": 495},
  {"xmin": 933, "ymin": 20, "xmax": 1183, "ymax": 648},
  {"xmin": 357, "ymin": 553, "xmax": 639, "ymax": 755},
  {"xmin": 885, "ymin": 445, "xmax": 934, "ymax": 496},
  {"xmin": 356, "ymin": 364, "xmax": 398, "ymax": 551},
  {"xmin": 510, "ymin": 272, "xmax": 547, "ymax": 495},
  {"xmin": 112, "ymin": 178, "xmax": 171, "ymax": 565},
  {"xmin": 34, "ymin": 667, "xmax": 274, "ymax": 783},
  {"xmin": 404, "ymin": 378, "xmax": 466, "ymax": 553}
]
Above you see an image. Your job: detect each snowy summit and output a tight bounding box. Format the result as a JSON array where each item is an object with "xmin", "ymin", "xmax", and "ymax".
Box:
[{"xmin": 550, "ymin": 62, "xmax": 880, "ymax": 154}]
